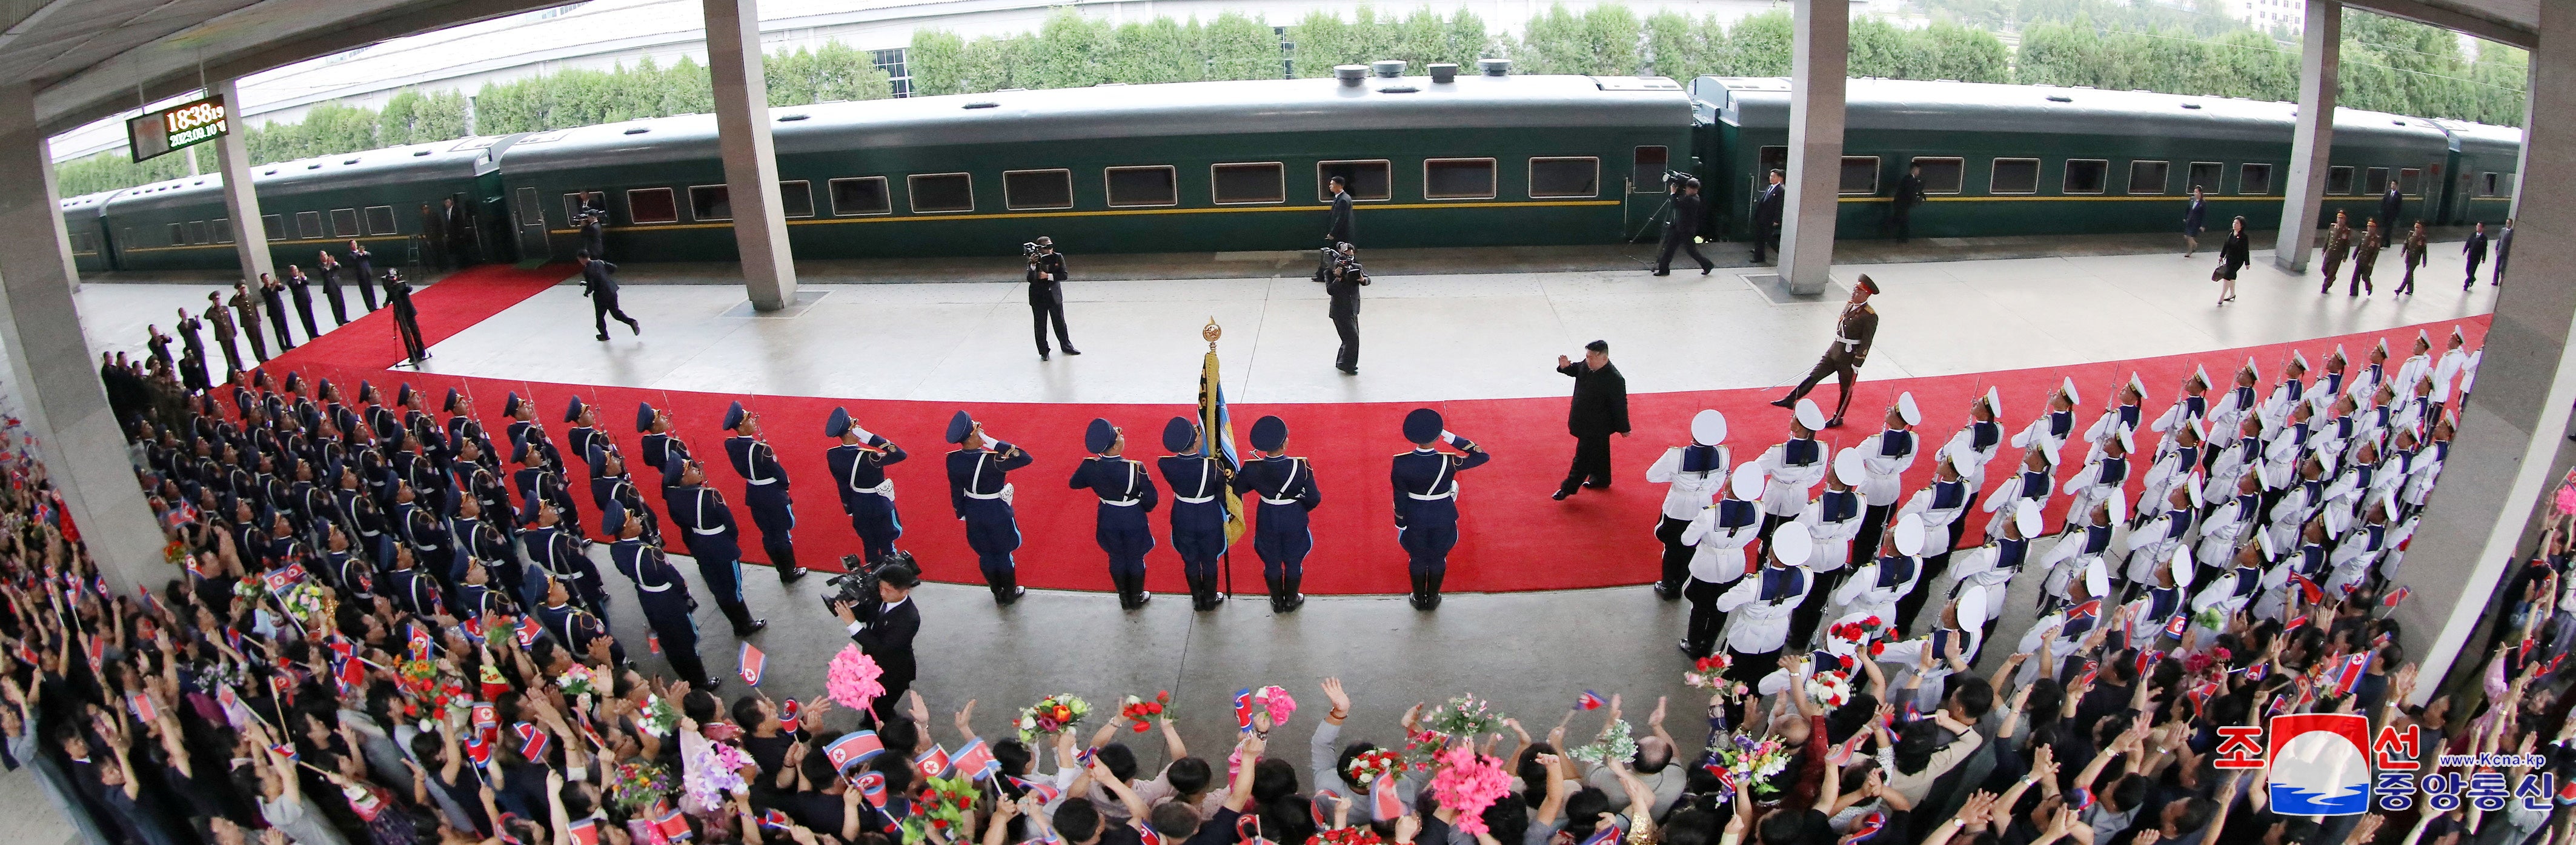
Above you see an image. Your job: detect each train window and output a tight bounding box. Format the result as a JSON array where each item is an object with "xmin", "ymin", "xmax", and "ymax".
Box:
[
  {"xmin": 185, "ymin": 221, "xmax": 208, "ymax": 244},
  {"xmin": 1839, "ymin": 156, "xmax": 1879, "ymax": 195},
  {"xmin": 689, "ymin": 185, "xmax": 732, "ymax": 221},
  {"xmin": 330, "ymin": 209, "xmax": 361, "ymax": 238},
  {"xmin": 2188, "ymin": 162, "xmax": 2224, "ymax": 194},
  {"xmin": 364, "ymin": 206, "xmax": 397, "ymax": 235},
  {"xmin": 296, "ymin": 212, "xmax": 324, "ymax": 240},
  {"xmin": 2365, "ymin": 167, "xmax": 2390, "ymax": 193},
  {"xmin": 779, "ymin": 181, "xmax": 815, "ymax": 218},
  {"xmin": 67, "ymin": 233, "xmax": 90, "ymax": 253},
  {"xmin": 214, "ymin": 218, "xmax": 232, "ymax": 244},
  {"xmin": 2325, "ymin": 166, "xmax": 2354, "ymax": 195},
  {"xmin": 829, "ymin": 178, "xmax": 893, "ymax": 216},
  {"xmin": 2127, "ymin": 161, "xmax": 2169, "ymax": 195},
  {"xmin": 1424, "ymin": 159, "xmax": 1497, "ymax": 200},
  {"xmin": 1212, "ymin": 163, "xmax": 1286, "ymax": 204},
  {"xmin": 1910, "ymin": 158, "xmax": 1964, "ymax": 194},
  {"xmin": 2398, "ymin": 167, "xmax": 2422, "ymax": 195},
  {"xmin": 165, "ymin": 223, "xmax": 184, "ymax": 245},
  {"xmin": 1632, "ymin": 146, "xmax": 1668, "ymax": 191},
  {"xmin": 2480, "ymin": 172, "xmax": 2500, "ymax": 197},
  {"xmin": 1105, "ymin": 165, "xmax": 1180, "ymax": 207},
  {"xmin": 626, "ymin": 188, "xmax": 680, "ymax": 224},
  {"xmin": 2062, "ymin": 160, "xmax": 2108, "ymax": 195},
  {"xmin": 2239, "ymin": 164, "xmax": 2272, "ymax": 195},
  {"xmin": 908, "ymin": 173, "xmax": 975, "ymax": 213},
  {"xmin": 262, "ymin": 215, "xmax": 283, "ymax": 239},
  {"xmin": 1989, "ymin": 158, "xmax": 2040, "ymax": 195},
  {"xmin": 564, "ymin": 193, "xmax": 601, "ymax": 225},
  {"xmin": 1528, "ymin": 158, "xmax": 1600, "ymax": 198},
  {"xmin": 1316, "ymin": 161, "xmax": 1392, "ymax": 202},
  {"xmin": 1003, "ymin": 169, "xmax": 1074, "ymax": 210}
]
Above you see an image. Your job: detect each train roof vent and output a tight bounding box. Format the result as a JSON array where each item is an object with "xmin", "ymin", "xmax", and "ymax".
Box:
[
  {"xmin": 2392, "ymin": 119, "xmax": 2409, "ymax": 125},
  {"xmin": 1478, "ymin": 58, "xmax": 1511, "ymax": 76},
  {"xmin": 307, "ymin": 164, "xmax": 322, "ymax": 169},
  {"xmin": 1379, "ymin": 85, "xmax": 1418, "ymax": 93},
  {"xmin": 1371, "ymin": 60, "xmax": 1405, "ymax": 78},
  {"xmin": 1335, "ymin": 65, "xmax": 1367, "ymax": 87},
  {"xmin": 1429, "ymin": 62, "xmax": 1458, "ymax": 83},
  {"xmin": 191, "ymin": 180, "xmax": 204, "ymax": 185},
  {"xmin": 1593, "ymin": 76, "xmax": 1682, "ymax": 92},
  {"xmin": 2045, "ymin": 95, "xmax": 2073, "ymax": 102},
  {"xmin": 2180, "ymin": 102, "xmax": 2203, "ymax": 109},
  {"xmin": 264, "ymin": 169, "xmax": 278, "ymax": 175},
  {"xmin": 413, "ymin": 150, "xmax": 431, "ymax": 156},
  {"xmin": 622, "ymin": 127, "xmax": 649, "ymax": 135},
  {"xmin": 777, "ymin": 113, "xmax": 809, "ymax": 121},
  {"xmin": 963, "ymin": 101, "xmax": 998, "ymax": 109}
]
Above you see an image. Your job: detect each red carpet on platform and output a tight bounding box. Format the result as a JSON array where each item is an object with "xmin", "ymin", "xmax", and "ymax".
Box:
[{"xmin": 238, "ymin": 276, "xmax": 2490, "ymax": 596}]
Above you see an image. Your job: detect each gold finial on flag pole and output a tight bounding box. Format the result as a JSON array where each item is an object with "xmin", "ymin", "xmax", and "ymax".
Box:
[{"xmin": 1204, "ymin": 318, "xmax": 1222, "ymax": 351}]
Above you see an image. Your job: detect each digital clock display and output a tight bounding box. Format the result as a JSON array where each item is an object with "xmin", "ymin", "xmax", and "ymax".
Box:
[{"xmin": 127, "ymin": 95, "xmax": 228, "ymax": 162}]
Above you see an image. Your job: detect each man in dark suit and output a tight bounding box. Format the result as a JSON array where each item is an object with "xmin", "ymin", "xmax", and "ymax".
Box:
[
  {"xmin": 444, "ymin": 198, "xmax": 475, "ymax": 266},
  {"xmin": 1553, "ymin": 340, "xmax": 1630, "ymax": 499},
  {"xmin": 1027, "ymin": 236, "xmax": 1077, "ymax": 360},
  {"xmin": 834, "ymin": 559, "xmax": 920, "ymax": 724},
  {"xmin": 1653, "ymin": 178, "xmax": 1713, "ymax": 275},
  {"xmin": 1326, "ymin": 243, "xmax": 1367, "ymax": 373},
  {"xmin": 1325, "ymin": 175, "xmax": 1354, "ymax": 245},
  {"xmin": 2461, "ymin": 222, "xmax": 2490, "ymax": 290},
  {"xmin": 1890, "ymin": 163, "xmax": 1925, "ymax": 242},
  {"xmin": 2379, "ymin": 179, "xmax": 2403, "ymax": 236},
  {"xmin": 581, "ymin": 192, "xmax": 609, "ymax": 259},
  {"xmin": 1752, "ymin": 169, "xmax": 1785, "ymax": 263},
  {"xmin": 577, "ymin": 250, "xmax": 642, "ymax": 341}
]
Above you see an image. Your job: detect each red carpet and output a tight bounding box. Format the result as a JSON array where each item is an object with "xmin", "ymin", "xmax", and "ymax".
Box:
[{"xmin": 240, "ymin": 279, "xmax": 2489, "ymax": 596}]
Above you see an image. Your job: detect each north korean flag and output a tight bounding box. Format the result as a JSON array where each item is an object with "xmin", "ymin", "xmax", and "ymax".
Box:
[
  {"xmin": 1007, "ymin": 775, "xmax": 1060, "ymax": 804},
  {"xmin": 952, "ymin": 738, "xmax": 1001, "ymax": 781},
  {"xmin": 2163, "ymin": 613, "xmax": 2189, "ymax": 639},
  {"xmin": 654, "ymin": 806, "xmax": 693, "ymax": 841},
  {"xmin": 915, "ymin": 743, "xmax": 952, "ymax": 780},
  {"xmin": 2325, "ymin": 652, "xmax": 2371, "ymax": 698},
  {"xmin": 857, "ymin": 771, "xmax": 891, "ymax": 807},
  {"xmin": 1578, "ymin": 690, "xmax": 1607, "ymax": 711},
  {"xmin": 462, "ymin": 732, "xmax": 493, "ymax": 767},
  {"xmin": 779, "ymin": 699, "xmax": 801, "ymax": 733},
  {"xmin": 515, "ymin": 616, "xmax": 542, "ymax": 647},
  {"xmin": 824, "ymin": 730, "xmax": 885, "ymax": 772},
  {"xmin": 566, "ymin": 818, "xmax": 601, "ymax": 845},
  {"xmin": 739, "ymin": 642, "xmax": 766, "ymax": 686},
  {"xmin": 2383, "ymin": 586, "xmax": 2411, "ymax": 607},
  {"xmin": 1370, "ymin": 772, "xmax": 1403, "ymax": 821}
]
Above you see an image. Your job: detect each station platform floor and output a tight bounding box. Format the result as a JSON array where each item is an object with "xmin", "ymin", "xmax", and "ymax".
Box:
[{"xmin": 65, "ymin": 236, "xmax": 2503, "ymax": 759}]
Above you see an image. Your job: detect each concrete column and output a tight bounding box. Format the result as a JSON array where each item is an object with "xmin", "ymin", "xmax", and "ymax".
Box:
[
  {"xmin": 212, "ymin": 78, "xmax": 275, "ymax": 289},
  {"xmin": 2399, "ymin": 0, "xmax": 2576, "ymax": 700},
  {"xmin": 702, "ymin": 0, "xmax": 799, "ymax": 311},
  {"xmin": 2512, "ymin": 56, "xmax": 2536, "ymax": 221},
  {"xmin": 1778, "ymin": 0, "xmax": 1848, "ymax": 296},
  {"xmin": 0, "ymin": 82, "xmax": 171, "ymax": 589},
  {"xmin": 2272, "ymin": 0, "xmax": 2340, "ymax": 273}
]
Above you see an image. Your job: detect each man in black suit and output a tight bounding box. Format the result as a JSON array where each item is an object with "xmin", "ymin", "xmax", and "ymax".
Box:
[
  {"xmin": 2461, "ymin": 222, "xmax": 2490, "ymax": 290},
  {"xmin": 1553, "ymin": 340, "xmax": 1630, "ymax": 499},
  {"xmin": 1890, "ymin": 163, "xmax": 1925, "ymax": 242},
  {"xmin": 443, "ymin": 198, "xmax": 475, "ymax": 267},
  {"xmin": 834, "ymin": 559, "xmax": 921, "ymax": 724},
  {"xmin": 1326, "ymin": 242, "xmax": 1367, "ymax": 374},
  {"xmin": 1027, "ymin": 236, "xmax": 1077, "ymax": 360},
  {"xmin": 1325, "ymin": 175, "xmax": 1354, "ymax": 246},
  {"xmin": 2379, "ymin": 179, "xmax": 2403, "ymax": 237},
  {"xmin": 1653, "ymin": 178, "xmax": 1713, "ymax": 276},
  {"xmin": 1752, "ymin": 169, "xmax": 1785, "ymax": 263},
  {"xmin": 577, "ymin": 250, "xmax": 642, "ymax": 341}
]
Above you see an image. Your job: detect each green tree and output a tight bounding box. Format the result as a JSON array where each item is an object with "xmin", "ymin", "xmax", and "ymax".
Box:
[
  {"xmin": 909, "ymin": 30, "xmax": 969, "ymax": 96},
  {"xmin": 1722, "ymin": 9, "xmax": 1791, "ymax": 76},
  {"xmin": 1201, "ymin": 12, "xmax": 1281, "ymax": 81},
  {"xmin": 1642, "ymin": 10, "xmax": 1705, "ymax": 79}
]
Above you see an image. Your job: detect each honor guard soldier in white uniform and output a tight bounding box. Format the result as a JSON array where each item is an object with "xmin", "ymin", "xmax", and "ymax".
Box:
[
  {"xmin": 1392, "ymin": 409, "xmax": 1490, "ymax": 610},
  {"xmin": 2188, "ymin": 543, "xmax": 2268, "ymax": 641},
  {"xmin": 1941, "ymin": 388, "xmax": 2007, "ymax": 494},
  {"xmin": 1646, "ymin": 410, "xmax": 1729, "ymax": 600},
  {"xmin": 2013, "ymin": 378, "xmax": 2082, "ymax": 459},
  {"xmin": 2205, "ymin": 359, "xmax": 2263, "ymax": 468},
  {"xmin": 1072, "ymin": 418, "xmax": 1161, "ymax": 610},
  {"xmin": 2060, "ymin": 425, "xmax": 2133, "ymax": 529},
  {"xmin": 2351, "ymin": 339, "xmax": 2393, "ymax": 406},
  {"xmin": 1980, "ymin": 444, "xmax": 2058, "ymax": 543},
  {"xmin": 2308, "ymin": 347, "xmax": 2351, "ymax": 416},
  {"xmin": 1875, "ymin": 584, "xmax": 1986, "ymax": 711},
  {"xmin": 2148, "ymin": 366, "xmax": 2210, "ymax": 450},
  {"xmin": 2125, "ymin": 473, "xmax": 2202, "ymax": 592},
  {"xmin": 1714, "ymin": 523, "xmax": 1813, "ymax": 687},
  {"xmin": 1896, "ymin": 449, "xmax": 1977, "ymax": 584},
  {"xmin": 2016, "ymin": 559, "xmax": 2111, "ymax": 686},
  {"xmin": 1833, "ymin": 513, "xmax": 1925, "ymax": 624},
  {"xmin": 1158, "ymin": 418, "xmax": 1233, "ymax": 611},
  {"xmin": 1852, "ymin": 392, "xmax": 1922, "ymax": 563},
  {"xmin": 663, "ymin": 459, "xmax": 763, "ymax": 636},
  {"xmin": 1680, "ymin": 464, "xmax": 1766, "ymax": 658},
  {"xmin": 1790, "ymin": 449, "xmax": 1869, "ymax": 648},
  {"xmin": 1235, "ymin": 415, "xmax": 1320, "ymax": 613},
  {"xmin": 2082, "ymin": 375, "xmax": 2148, "ymax": 463},
  {"xmin": 2205, "ymin": 413, "xmax": 2267, "ymax": 501},
  {"xmin": 2117, "ymin": 548, "xmax": 2194, "ymax": 650},
  {"xmin": 2266, "ymin": 453, "xmax": 2334, "ymax": 553},
  {"xmin": 946, "ymin": 412, "xmax": 1035, "ymax": 606},
  {"xmin": 2137, "ymin": 420, "xmax": 2204, "ymax": 520},
  {"xmin": 2197, "ymin": 472, "xmax": 2265, "ymax": 575},
  {"xmin": 825, "ymin": 407, "xmax": 908, "ymax": 564},
  {"xmin": 2325, "ymin": 499, "xmax": 2394, "ymax": 598},
  {"xmin": 2432, "ymin": 326, "xmax": 2474, "ymax": 424},
  {"xmin": 2036, "ymin": 496, "xmax": 2122, "ymax": 610},
  {"xmin": 724, "ymin": 402, "xmax": 809, "ymax": 583},
  {"xmin": 1946, "ymin": 499, "xmax": 2040, "ymax": 641},
  {"xmin": 2258, "ymin": 351, "xmax": 2312, "ymax": 430},
  {"xmin": 1755, "ymin": 400, "xmax": 1829, "ymax": 542}
]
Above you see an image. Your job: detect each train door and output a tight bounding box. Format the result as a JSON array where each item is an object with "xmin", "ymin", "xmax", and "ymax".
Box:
[
  {"xmin": 1624, "ymin": 145, "xmax": 1671, "ymax": 242},
  {"xmin": 512, "ymin": 187, "xmax": 552, "ymax": 262}
]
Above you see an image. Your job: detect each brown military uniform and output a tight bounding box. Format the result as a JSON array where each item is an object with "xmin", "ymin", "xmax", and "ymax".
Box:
[
  {"xmin": 2319, "ymin": 223, "xmax": 2352, "ymax": 290},
  {"xmin": 1782, "ymin": 301, "xmax": 1879, "ymax": 423},
  {"xmin": 230, "ymin": 289, "xmax": 268, "ymax": 362},
  {"xmin": 2348, "ymin": 230, "xmax": 2382, "ymax": 295}
]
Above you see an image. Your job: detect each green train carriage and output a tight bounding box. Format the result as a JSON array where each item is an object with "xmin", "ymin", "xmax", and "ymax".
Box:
[{"xmin": 96, "ymin": 138, "xmax": 499, "ymax": 273}]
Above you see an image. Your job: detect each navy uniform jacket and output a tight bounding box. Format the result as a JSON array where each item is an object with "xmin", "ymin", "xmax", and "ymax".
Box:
[
  {"xmin": 399, "ymin": 501, "xmax": 452, "ymax": 561},
  {"xmin": 1391, "ymin": 446, "xmax": 1492, "ymax": 527},
  {"xmin": 726, "ymin": 435, "xmax": 789, "ymax": 489},
  {"xmin": 1232, "ymin": 455, "xmax": 1320, "ymax": 530},
  {"xmin": 457, "ymin": 514, "xmax": 517, "ymax": 570},
  {"xmin": 947, "ymin": 444, "xmax": 1034, "ymax": 518},
  {"xmin": 640, "ymin": 432, "xmax": 689, "ymax": 474},
  {"xmin": 390, "ymin": 566, "xmax": 443, "ymax": 616},
  {"xmin": 336, "ymin": 487, "xmax": 387, "ymax": 545},
  {"xmin": 448, "ymin": 415, "xmax": 493, "ymax": 461},
  {"xmin": 512, "ymin": 466, "xmax": 579, "ymax": 526},
  {"xmin": 1071, "ymin": 456, "xmax": 1161, "ymax": 513},
  {"xmin": 506, "ymin": 419, "xmax": 562, "ymax": 469},
  {"xmin": 523, "ymin": 524, "xmax": 588, "ymax": 584},
  {"xmin": 534, "ymin": 600, "xmax": 608, "ymax": 653},
  {"xmin": 367, "ymin": 405, "xmax": 400, "ymax": 441},
  {"xmin": 1157, "ymin": 453, "xmax": 1230, "ymax": 534},
  {"xmin": 611, "ymin": 539, "xmax": 695, "ymax": 619},
  {"xmin": 828, "ymin": 439, "xmax": 908, "ymax": 503},
  {"xmin": 665, "ymin": 484, "xmax": 741, "ymax": 560},
  {"xmin": 454, "ymin": 463, "xmax": 513, "ymax": 529},
  {"xmin": 568, "ymin": 426, "xmax": 605, "ymax": 472},
  {"xmin": 593, "ymin": 475, "xmax": 657, "ymax": 542},
  {"xmin": 325, "ymin": 550, "xmax": 372, "ymax": 596},
  {"xmin": 456, "ymin": 581, "xmax": 513, "ymax": 620}
]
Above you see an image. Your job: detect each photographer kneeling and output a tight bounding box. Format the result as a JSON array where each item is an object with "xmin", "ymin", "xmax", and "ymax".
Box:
[{"xmin": 832, "ymin": 556, "xmax": 921, "ymax": 724}]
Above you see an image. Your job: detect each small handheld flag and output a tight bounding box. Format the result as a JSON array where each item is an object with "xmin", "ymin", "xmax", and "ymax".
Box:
[
  {"xmin": 566, "ymin": 818, "xmax": 602, "ymax": 845},
  {"xmin": 1233, "ymin": 688, "xmax": 1256, "ymax": 732},
  {"xmin": 757, "ymin": 809, "xmax": 794, "ymax": 830},
  {"xmin": 739, "ymin": 642, "xmax": 766, "ymax": 686},
  {"xmin": 462, "ymin": 732, "xmax": 493, "ymax": 767},
  {"xmin": 648, "ymin": 633, "xmax": 660, "ymax": 655},
  {"xmin": 779, "ymin": 698, "xmax": 801, "ymax": 733},
  {"xmin": 857, "ymin": 771, "xmax": 889, "ymax": 807},
  {"xmin": 516, "ymin": 722, "xmax": 553, "ymax": 760},
  {"xmin": 914, "ymin": 743, "xmax": 952, "ymax": 780},
  {"xmin": 2384, "ymin": 586, "xmax": 2411, "ymax": 607},
  {"xmin": 515, "ymin": 616, "xmax": 542, "ymax": 647},
  {"xmin": 824, "ymin": 731, "xmax": 886, "ymax": 772},
  {"xmin": 1007, "ymin": 775, "xmax": 1061, "ymax": 804},
  {"xmin": 1370, "ymin": 772, "xmax": 1403, "ymax": 821},
  {"xmin": 952, "ymin": 737, "xmax": 1001, "ymax": 781},
  {"xmin": 653, "ymin": 807, "xmax": 693, "ymax": 841},
  {"xmin": 1578, "ymin": 690, "xmax": 1607, "ymax": 711},
  {"xmin": 2163, "ymin": 614, "xmax": 2189, "ymax": 639}
]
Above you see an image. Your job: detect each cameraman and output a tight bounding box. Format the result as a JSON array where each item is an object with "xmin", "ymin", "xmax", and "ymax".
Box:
[
  {"xmin": 1326, "ymin": 242, "xmax": 1367, "ymax": 374},
  {"xmin": 579, "ymin": 191, "xmax": 608, "ymax": 260},
  {"xmin": 833, "ymin": 558, "xmax": 920, "ymax": 724},
  {"xmin": 1653, "ymin": 176, "xmax": 1713, "ymax": 276},
  {"xmin": 1027, "ymin": 236, "xmax": 1078, "ymax": 360}
]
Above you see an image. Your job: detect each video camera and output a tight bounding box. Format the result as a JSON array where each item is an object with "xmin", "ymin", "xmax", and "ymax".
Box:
[
  {"xmin": 821, "ymin": 550, "xmax": 916, "ymax": 623},
  {"xmin": 1664, "ymin": 170, "xmax": 1701, "ymax": 191},
  {"xmin": 1021, "ymin": 242, "xmax": 1041, "ymax": 258}
]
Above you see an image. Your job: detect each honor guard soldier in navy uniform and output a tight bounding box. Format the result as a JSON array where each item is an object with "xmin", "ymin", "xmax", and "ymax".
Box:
[
  {"xmin": 1158, "ymin": 417, "xmax": 1233, "ymax": 610},
  {"xmin": 1645, "ymin": 410, "xmax": 1729, "ymax": 600},
  {"xmin": 946, "ymin": 411, "xmax": 1034, "ymax": 605},
  {"xmin": 388, "ymin": 544, "xmax": 445, "ymax": 618},
  {"xmin": 638, "ymin": 403, "xmax": 691, "ymax": 478},
  {"xmin": 1392, "ymin": 408, "xmax": 1490, "ymax": 610},
  {"xmin": 606, "ymin": 501, "xmax": 717, "ymax": 689},
  {"xmin": 452, "ymin": 495, "xmax": 519, "ymax": 595},
  {"xmin": 1073, "ymin": 418, "xmax": 1161, "ymax": 610},
  {"xmin": 589, "ymin": 446, "xmax": 659, "ymax": 547},
  {"xmin": 723, "ymin": 402, "xmax": 809, "ymax": 582},
  {"xmin": 664, "ymin": 459, "xmax": 764, "ymax": 635},
  {"xmin": 522, "ymin": 496, "xmax": 609, "ymax": 618},
  {"xmin": 534, "ymin": 573, "xmax": 623, "ymax": 666},
  {"xmin": 566, "ymin": 396, "xmax": 608, "ymax": 481},
  {"xmin": 825, "ymin": 407, "xmax": 907, "ymax": 564},
  {"xmin": 1235, "ymin": 415, "xmax": 1319, "ymax": 613},
  {"xmin": 512, "ymin": 432, "xmax": 585, "ymax": 545},
  {"xmin": 446, "ymin": 390, "xmax": 493, "ymax": 463},
  {"xmin": 503, "ymin": 392, "xmax": 563, "ymax": 472}
]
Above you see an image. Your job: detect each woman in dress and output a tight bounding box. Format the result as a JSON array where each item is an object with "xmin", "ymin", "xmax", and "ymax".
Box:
[{"xmin": 2213, "ymin": 215, "xmax": 2249, "ymax": 305}]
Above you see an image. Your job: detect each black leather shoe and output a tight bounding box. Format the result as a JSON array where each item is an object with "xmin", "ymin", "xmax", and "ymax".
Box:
[
  {"xmin": 1040, "ymin": 351, "xmax": 1050, "ymax": 361},
  {"xmin": 1552, "ymin": 489, "xmax": 1571, "ymax": 501},
  {"xmin": 778, "ymin": 567, "xmax": 809, "ymax": 583},
  {"xmin": 1824, "ymin": 416, "xmax": 1846, "ymax": 429},
  {"xmin": 1701, "ymin": 266, "xmax": 1714, "ymax": 275},
  {"xmin": 1768, "ymin": 398, "xmax": 1796, "ymax": 409},
  {"xmin": 596, "ymin": 333, "xmax": 611, "ymax": 341},
  {"xmin": 735, "ymin": 619, "xmax": 768, "ymax": 636},
  {"xmin": 1651, "ymin": 270, "xmax": 1670, "ymax": 276},
  {"xmin": 1064, "ymin": 347, "xmax": 1081, "ymax": 355},
  {"xmin": 703, "ymin": 678, "xmax": 723, "ymax": 692},
  {"xmin": 1678, "ymin": 639, "xmax": 1700, "ymax": 658}
]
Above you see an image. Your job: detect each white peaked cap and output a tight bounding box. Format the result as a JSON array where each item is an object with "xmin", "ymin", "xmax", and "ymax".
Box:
[
  {"xmin": 1946, "ymin": 445, "xmax": 1979, "ymax": 476},
  {"xmin": 2373, "ymin": 338, "xmax": 2390, "ymax": 355},
  {"xmin": 2243, "ymin": 356, "xmax": 2260, "ymax": 377},
  {"xmin": 1894, "ymin": 513, "xmax": 1928, "ymax": 556},
  {"xmin": 2061, "ymin": 376, "xmax": 2081, "ymax": 407},
  {"xmin": 1896, "ymin": 392, "xmax": 1922, "ymax": 426},
  {"xmin": 2083, "ymin": 559, "xmax": 2111, "ymax": 599},
  {"xmin": 2114, "ymin": 426, "xmax": 2136, "ymax": 453},
  {"xmin": 1773, "ymin": 521, "xmax": 1814, "ymax": 567},
  {"xmin": 1691, "ymin": 410, "xmax": 1727, "ymax": 446},
  {"xmin": 1984, "ymin": 386, "xmax": 2003, "ymax": 418},
  {"xmin": 2106, "ymin": 492, "xmax": 2127, "ymax": 526},
  {"xmin": 1795, "ymin": 398, "xmax": 1828, "ymax": 431},
  {"xmin": 2036, "ymin": 436, "xmax": 2062, "ymax": 467},
  {"xmin": 2332, "ymin": 344, "xmax": 2348, "ymax": 364},
  {"xmin": 2291, "ymin": 349, "xmax": 2311, "ymax": 371},
  {"xmin": 1833, "ymin": 448, "xmax": 1867, "ymax": 486},
  {"xmin": 2127, "ymin": 372, "xmax": 2147, "ymax": 399},
  {"xmin": 2193, "ymin": 364, "xmax": 2210, "ymax": 389},
  {"xmin": 2169, "ymin": 546, "xmax": 2196, "ymax": 588},
  {"xmin": 1954, "ymin": 583, "xmax": 1990, "ymax": 628},
  {"xmin": 2184, "ymin": 472, "xmax": 2206, "ymax": 510},
  {"xmin": 2014, "ymin": 499, "xmax": 2043, "ymax": 538},
  {"xmin": 2259, "ymin": 526, "xmax": 2282, "ymax": 559},
  {"xmin": 1731, "ymin": 462, "xmax": 1767, "ymax": 500},
  {"xmin": 2451, "ymin": 324, "xmax": 2468, "ymax": 341},
  {"xmin": 2417, "ymin": 328, "xmax": 2433, "ymax": 347}
]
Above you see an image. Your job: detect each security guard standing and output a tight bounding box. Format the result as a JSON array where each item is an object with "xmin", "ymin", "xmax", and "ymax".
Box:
[
  {"xmin": 825, "ymin": 407, "xmax": 907, "ymax": 564},
  {"xmin": 606, "ymin": 501, "xmax": 717, "ymax": 689},
  {"xmin": 1392, "ymin": 408, "xmax": 1490, "ymax": 610},
  {"xmin": 1771, "ymin": 276, "xmax": 1881, "ymax": 428},
  {"xmin": 1027, "ymin": 237, "xmax": 1078, "ymax": 361},
  {"xmin": 663, "ymin": 459, "xmax": 764, "ymax": 635},
  {"xmin": 1233, "ymin": 415, "xmax": 1319, "ymax": 613},
  {"xmin": 1157, "ymin": 417, "xmax": 1233, "ymax": 610},
  {"xmin": 1326, "ymin": 243, "xmax": 1367, "ymax": 375},
  {"xmin": 946, "ymin": 411, "xmax": 1034, "ymax": 605},
  {"xmin": 1653, "ymin": 177, "xmax": 1713, "ymax": 276},
  {"xmin": 1751, "ymin": 169, "xmax": 1785, "ymax": 263},
  {"xmin": 1073, "ymin": 418, "xmax": 1161, "ymax": 610},
  {"xmin": 723, "ymin": 402, "xmax": 810, "ymax": 583}
]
